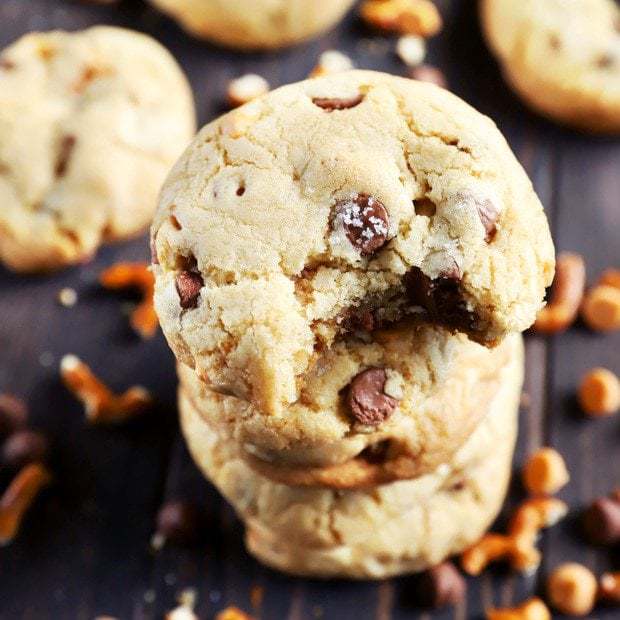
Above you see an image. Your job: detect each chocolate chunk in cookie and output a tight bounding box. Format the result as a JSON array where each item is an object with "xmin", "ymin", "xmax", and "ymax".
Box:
[
  {"xmin": 347, "ymin": 368, "xmax": 398, "ymax": 426},
  {"xmin": 176, "ymin": 270, "xmax": 204, "ymax": 309},
  {"xmin": 333, "ymin": 193, "xmax": 389, "ymax": 256},
  {"xmin": 312, "ymin": 94, "xmax": 364, "ymax": 111}
]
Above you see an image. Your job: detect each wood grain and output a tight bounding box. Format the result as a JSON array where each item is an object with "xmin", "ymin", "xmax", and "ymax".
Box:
[{"xmin": 0, "ymin": 1, "xmax": 619, "ymax": 618}]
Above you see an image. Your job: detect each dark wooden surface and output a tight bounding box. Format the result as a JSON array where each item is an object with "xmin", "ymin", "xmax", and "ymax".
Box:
[{"xmin": 0, "ymin": 1, "xmax": 619, "ymax": 618}]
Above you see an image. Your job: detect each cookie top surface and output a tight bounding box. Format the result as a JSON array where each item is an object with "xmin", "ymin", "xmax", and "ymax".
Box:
[
  {"xmin": 481, "ymin": 0, "xmax": 620, "ymax": 132},
  {"xmin": 148, "ymin": 0, "xmax": 356, "ymax": 49},
  {"xmin": 152, "ymin": 70, "xmax": 553, "ymax": 415},
  {"xmin": 179, "ymin": 329, "xmax": 523, "ymax": 486},
  {"xmin": 0, "ymin": 26, "xmax": 195, "ymax": 272}
]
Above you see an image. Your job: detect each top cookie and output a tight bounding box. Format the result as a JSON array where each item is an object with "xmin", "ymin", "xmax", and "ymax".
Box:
[
  {"xmin": 148, "ymin": 0, "xmax": 356, "ymax": 50},
  {"xmin": 481, "ymin": 0, "xmax": 620, "ymax": 133},
  {"xmin": 0, "ymin": 27, "xmax": 195, "ymax": 272},
  {"xmin": 151, "ymin": 70, "xmax": 554, "ymax": 416}
]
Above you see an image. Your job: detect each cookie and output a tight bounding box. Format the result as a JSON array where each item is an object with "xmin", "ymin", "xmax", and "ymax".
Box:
[
  {"xmin": 152, "ymin": 70, "xmax": 553, "ymax": 417},
  {"xmin": 148, "ymin": 0, "xmax": 356, "ymax": 50},
  {"xmin": 179, "ymin": 329, "xmax": 523, "ymax": 487},
  {"xmin": 0, "ymin": 27, "xmax": 195, "ymax": 272},
  {"xmin": 481, "ymin": 0, "xmax": 620, "ymax": 133},
  {"xmin": 178, "ymin": 338, "xmax": 521, "ymax": 579}
]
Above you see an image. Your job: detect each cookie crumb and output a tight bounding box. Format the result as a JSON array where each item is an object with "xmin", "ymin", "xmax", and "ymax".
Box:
[{"xmin": 57, "ymin": 287, "xmax": 78, "ymax": 307}]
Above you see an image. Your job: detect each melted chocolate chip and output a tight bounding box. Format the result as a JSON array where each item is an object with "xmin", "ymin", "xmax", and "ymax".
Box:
[
  {"xmin": 312, "ymin": 94, "xmax": 364, "ymax": 111},
  {"xmin": 169, "ymin": 214, "xmax": 182, "ymax": 230},
  {"xmin": 55, "ymin": 135, "xmax": 76, "ymax": 178},
  {"xmin": 333, "ymin": 193, "xmax": 390, "ymax": 256},
  {"xmin": 342, "ymin": 307, "xmax": 376, "ymax": 333},
  {"xmin": 358, "ymin": 439, "xmax": 391, "ymax": 464},
  {"xmin": 347, "ymin": 368, "xmax": 398, "ymax": 426},
  {"xmin": 176, "ymin": 270, "xmax": 204, "ymax": 309},
  {"xmin": 0, "ymin": 58, "xmax": 15, "ymax": 71},
  {"xmin": 406, "ymin": 267, "xmax": 480, "ymax": 334}
]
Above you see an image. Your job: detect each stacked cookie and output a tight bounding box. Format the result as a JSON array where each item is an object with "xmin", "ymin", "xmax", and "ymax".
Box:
[{"xmin": 151, "ymin": 71, "xmax": 555, "ymax": 578}]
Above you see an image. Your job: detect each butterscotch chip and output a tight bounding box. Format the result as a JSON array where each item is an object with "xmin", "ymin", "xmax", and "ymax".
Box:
[
  {"xmin": 581, "ymin": 285, "xmax": 620, "ymax": 332},
  {"xmin": 578, "ymin": 367, "xmax": 620, "ymax": 417},
  {"xmin": 487, "ymin": 597, "xmax": 551, "ymax": 620},
  {"xmin": 599, "ymin": 268, "xmax": 620, "ymax": 289},
  {"xmin": 522, "ymin": 447, "xmax": 570, "ymax": 496},
  {"xmin": 547, "ymin": 562, "xmax": 598, "ymax": 616},
  {"xmin": 360, "ymin": 0, "xmax": 443, "ymax": 37}
]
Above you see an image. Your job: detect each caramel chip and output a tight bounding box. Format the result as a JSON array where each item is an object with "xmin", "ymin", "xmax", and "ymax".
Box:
[{"xmin": 347, "ymin": 368, "xmax": 398, "ymax": 425}]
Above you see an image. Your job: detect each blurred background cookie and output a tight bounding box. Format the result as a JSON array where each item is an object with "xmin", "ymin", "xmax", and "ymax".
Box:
[
  {"xmin": 0, "ymin": 26, "xmax": 195, "ymax": 272},
  {"xmin": 147, "ymin": 0, "xmax": 357, "ymax": 50},
  {"xmin": 480, "ymin": 0, "xmax": 620, "ymax": 133}
]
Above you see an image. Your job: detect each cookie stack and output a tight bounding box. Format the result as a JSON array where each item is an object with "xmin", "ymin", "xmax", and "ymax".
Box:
[{"xmin": 151, "ymin": 71, "xmax": 555, "ymax": 578}]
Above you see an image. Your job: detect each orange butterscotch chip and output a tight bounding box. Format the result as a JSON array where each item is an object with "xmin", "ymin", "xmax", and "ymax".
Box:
[
  {"xmin": 522, "ymin": 447, "xmax": 570, "ymax": 496},
  {"xmin": 578, "ymin": 367, "xmax": 620, "ymax": 417},
  {"xmin": 581, "ymin": 284, "xmax": 620, "ymax": 332},
  {"xmin": 60, "ymin": 354, "xmax": 152, "ymax": 424},
  {"xmin": 100, "ymin": 262, "xmax": 158, "ymax": 338},
  {"xmin": 486, "ymin": 597, "xmax": 551, "ymax": 620},
  {"xmin": 215, "ymin": 608, "xmax": 255, "ymax": 620},
  {"xmin": 360, "ymin": 0, "xmax": 443, "ymax": 37},
  {"xmin": 547, "ymin": 563, "xmax": 598, "ymax": 616}
]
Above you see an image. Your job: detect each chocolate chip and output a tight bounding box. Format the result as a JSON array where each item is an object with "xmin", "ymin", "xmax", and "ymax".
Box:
[
  {"xmin": 153, "ymin": 500, "xmax": 201, "ymax": 548},
  {"xmin": 312, "ymin": 94, "xmax": 363, "ymax": 111},
  {"xmin": 347, "ymin": 368, "xmax": 398, "ymax": 426},
  {"xmin": 414, "ymin": 197, "xmax": 437, "ymax": 217},
  {"xmin": 342, "ymin": 307, "xmax": 376, "ymax": 332},
  {"xmin": 55, "ymin": 135, "xmax": 76, "ymax": 178},
  {"xmin": 149, "ymin": 236, "xmax": 159, "ymax": 265},
  {"xmin": 358, "ymin": 439, "xmax": 391, "ymax": 464},
  {"xmin": 596, "ymin": 53, "xmax": 615, "ymax": 69},
  {"xmin": 416, "ymin": 562, "xmax": 466, "ymax": 608},
  {"xmin": 475, "ymin": 198, "xmax": 499, "ymax": 242},
  {"xmin": 176, "ymin": 270, "xmax": 203, "ymax": 309},
  {"xmin": 333, "ymin": 193, "xmax": 390, "ymax": 256},
  {"xmin": 0, "ymin": 394, "xmax": 27, "ymax": 437},
  {"xmin": 0, "ymin": 58, "xmax": 15, "ymax": 71},
  {"xmin": 409, "ymin": 65, "xmax": 448, "ymax": 89},
  {"xmin": 583, "ymin": 494, "xmax": 620, "ymax": 545},
  {"xmin": 169, "ymin": 214, "xmax": 182, "ymax": 230},
  {"xmin": 2, "ymin": 430, "xmax": 48, "ymax": 469},
  {"xmin": 406, "ymin": 267, "xmax": 480, "ymax": 334},
  {"xmin": 548, "ymin": 33, "xmax": 562, "ymax": 51}
]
